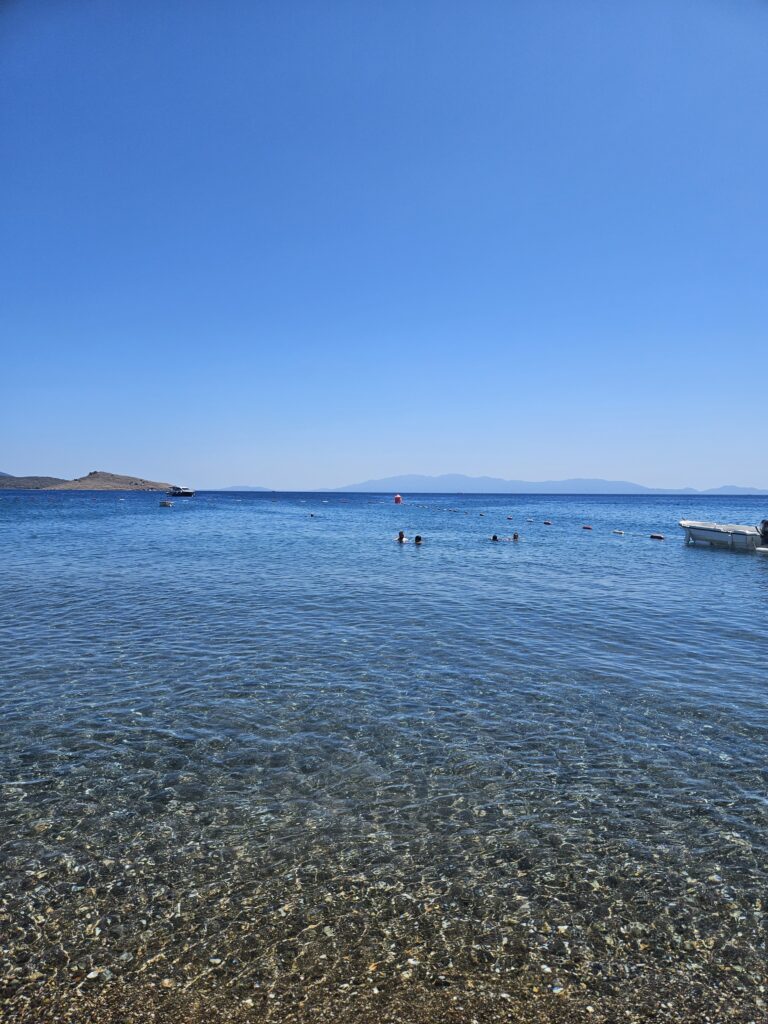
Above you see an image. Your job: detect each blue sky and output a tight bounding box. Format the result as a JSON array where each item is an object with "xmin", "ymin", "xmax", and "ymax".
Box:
[{"xmin": 2, "ymin": 0, "xmax": 766, "ymax": 489}]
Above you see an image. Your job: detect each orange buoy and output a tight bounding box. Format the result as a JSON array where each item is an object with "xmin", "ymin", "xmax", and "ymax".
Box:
[{"xmin": 394, "ymin": 494, "xmax": 402, "ymax": 504}]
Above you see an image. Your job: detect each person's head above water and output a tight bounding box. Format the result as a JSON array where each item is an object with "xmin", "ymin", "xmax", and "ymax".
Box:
[
  {"xmin": 397, "ymin": 531, "xmax": 407, "ymax": 542},
  {"xmin": 414, "ymin": 535, "xmax": 423, "ymax": 544},
  {"xmin": 512, "ymin": 532, "xmax": 519, "ymax": 541},
  {"xmin": 491, "ymin": 534, "xmax": 499, "ymax": 542}
]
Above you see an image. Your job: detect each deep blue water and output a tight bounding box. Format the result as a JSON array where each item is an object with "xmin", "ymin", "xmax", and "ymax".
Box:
[{"xmin": 1, "ymin": 490, "xmax": 766, "ymax": 1017}]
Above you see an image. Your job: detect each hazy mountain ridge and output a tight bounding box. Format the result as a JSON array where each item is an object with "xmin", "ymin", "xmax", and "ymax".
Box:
[
  {"xmin": 334, "ymin": 474, "xmax": 768, "ymax": 495},
  {"xmin": 4, "ymin": 471, "xmax": 767, "ymax": 495},
  {"xmin": 220, "ymin": 485, "xmax": 271, "ymax": 491}
]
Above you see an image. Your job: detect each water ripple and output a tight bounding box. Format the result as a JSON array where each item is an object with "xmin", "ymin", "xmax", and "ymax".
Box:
[{"xmin": 0, "ymin": 491, "xmax": 766, "ymax": 1020}]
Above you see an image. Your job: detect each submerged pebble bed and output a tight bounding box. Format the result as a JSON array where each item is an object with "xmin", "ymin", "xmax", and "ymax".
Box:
[{"xmin": 1, "ymin": 492, "xmax": 766, "ymax": 1022}]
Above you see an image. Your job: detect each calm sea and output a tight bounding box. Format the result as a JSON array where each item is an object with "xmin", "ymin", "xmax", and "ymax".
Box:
[{"xmin": 1, "ymin": 491, "xmax": 766, "ymax": 1022}]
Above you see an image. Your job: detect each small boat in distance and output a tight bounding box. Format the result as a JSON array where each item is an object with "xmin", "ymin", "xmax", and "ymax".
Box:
[
  {"xmin": 679, "ymin": 518, "xmax": 768, "ymax": 552},
  {"xmin": 167, "ymin": 486, "xmax": 195, "ymax": 497}
]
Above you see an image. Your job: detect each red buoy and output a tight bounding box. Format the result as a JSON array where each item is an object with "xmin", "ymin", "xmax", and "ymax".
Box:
[{"xmin": 394, "ymin": 494, "xmax": 402, "ymax": 504}]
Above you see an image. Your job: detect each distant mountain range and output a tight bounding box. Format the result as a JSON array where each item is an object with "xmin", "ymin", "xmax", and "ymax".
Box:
[
  {"xmin": 333, "ymin": 474, "xmax": 768, "ymax": 495},
  {"xmin": 4, "ymin": 470, "xmax": 767, "ymax": 495},
  {"xmin": 220, "ymin": 485, "xmax": 271, "ymax": 491}
]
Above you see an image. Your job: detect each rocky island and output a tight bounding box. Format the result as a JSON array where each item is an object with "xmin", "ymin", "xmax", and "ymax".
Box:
[{"xmin": 0, "ymin": 470, "xmax": 176, "ymax": 491}]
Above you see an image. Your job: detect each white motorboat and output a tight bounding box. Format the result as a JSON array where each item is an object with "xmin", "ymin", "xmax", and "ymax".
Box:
[
  {"xmin": 679, "ymin": 519, "xmax": 768, "ymax": 552},
  {"xmin": 167, "ymin": 486, "xmax": 195, "ymax": 497}
]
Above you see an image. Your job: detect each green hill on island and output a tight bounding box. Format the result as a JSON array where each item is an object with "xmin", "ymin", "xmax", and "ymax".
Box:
[{"xmin": 0, "ymin": 470, "xmax": 176, "ymax": 491}]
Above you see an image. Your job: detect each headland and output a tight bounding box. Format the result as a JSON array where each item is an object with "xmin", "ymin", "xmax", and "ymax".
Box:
[{"xmin": 0, "ymin": 470, "xmax": 175, "ymax": 491}]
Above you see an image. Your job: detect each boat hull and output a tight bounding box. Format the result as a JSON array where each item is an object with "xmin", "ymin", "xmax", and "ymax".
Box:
[{"xmin": 679, "ymin": 520, "xmax": 761, "ymax": 550}]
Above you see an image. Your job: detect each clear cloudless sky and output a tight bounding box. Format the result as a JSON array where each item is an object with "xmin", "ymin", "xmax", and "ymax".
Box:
[{"xmin": 1, "ymin": 0, "xmax": 767, "ymax": 489}]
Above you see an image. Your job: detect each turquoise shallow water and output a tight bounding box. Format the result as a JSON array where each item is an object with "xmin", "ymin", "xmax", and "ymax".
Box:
[{"xmin": 1, "ymin": 491, "xmax": 766, "ymax": 1019}]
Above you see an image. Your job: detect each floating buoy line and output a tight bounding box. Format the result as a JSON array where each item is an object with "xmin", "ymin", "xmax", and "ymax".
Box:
[{"xmin": 388, "ymin": 497, "xmax": 668, "ymax": 546}]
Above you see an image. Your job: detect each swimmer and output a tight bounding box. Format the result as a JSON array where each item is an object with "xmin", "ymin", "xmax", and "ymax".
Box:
[
  {"xmin": 513, "ymin": 532, "xmax": 519, "ymax": 541},
  {"xmin": 396, "ymin": 531, "xmax": 408, "ymax": 543},
  {"xmin": 491, "ymin": 534, "xmax": 499, "ymax": 542},
  {"xmin": 414, "ymin": 535, "xmax": 423, "ymax": 545}
]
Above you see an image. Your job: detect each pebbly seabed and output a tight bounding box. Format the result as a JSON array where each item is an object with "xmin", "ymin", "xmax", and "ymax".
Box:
[{"xmin": 1, "ymin": 490, "xmax": 766, "ymax": 1023}]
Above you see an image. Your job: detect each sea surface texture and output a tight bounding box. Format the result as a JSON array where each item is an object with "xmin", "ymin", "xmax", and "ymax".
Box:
[{"xmin": 1, "ymin": 492, "xmax": 766, "ymax": 1024}]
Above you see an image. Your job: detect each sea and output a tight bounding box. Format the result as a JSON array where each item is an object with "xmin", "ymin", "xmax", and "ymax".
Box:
[{"xmin": 1, "ymin": 491, "xmax": 766, "ymax": 1023}]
